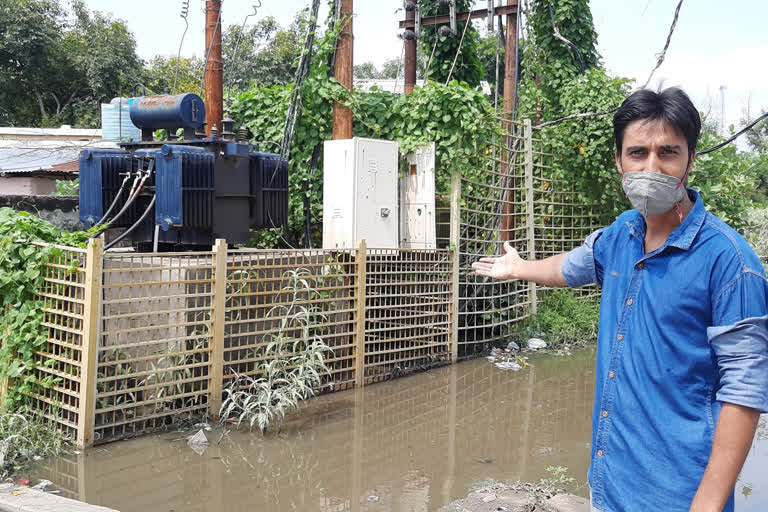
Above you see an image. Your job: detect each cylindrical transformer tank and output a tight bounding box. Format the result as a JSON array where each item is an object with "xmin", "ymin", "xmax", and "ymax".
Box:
[{"xmin": 129, "ymin": 93, "xmax": 206, "ymax": 130}]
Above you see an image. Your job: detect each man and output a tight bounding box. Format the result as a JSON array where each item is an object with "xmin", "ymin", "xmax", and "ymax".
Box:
[{"xmin": 472, "ymin": 88, "xmax": 768, "ymax": 512}]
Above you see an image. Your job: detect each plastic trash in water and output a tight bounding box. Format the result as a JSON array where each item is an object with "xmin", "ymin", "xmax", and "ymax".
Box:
[
  {"xmin": 495, "ymin": 361, "xmax": 523, "ymax": 371},
  {"xmin": 506, "ymin": 341, "xmax": 520, "ymax": 352},
  {"xmin": 527, "ymin": 338, "xmax": 547, "ymax": 350}
]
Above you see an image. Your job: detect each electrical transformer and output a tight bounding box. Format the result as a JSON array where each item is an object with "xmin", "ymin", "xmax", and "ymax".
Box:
[
  {"xmin": 79, "ymin": 92, "xmax": 289, "ymax": 250},
  {"xmin": 322, "ymin": 138, "xmax": 399, "ymax": 249}
]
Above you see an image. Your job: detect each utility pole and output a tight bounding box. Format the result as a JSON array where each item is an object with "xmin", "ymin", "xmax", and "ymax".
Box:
[
  {"xmin": 404, "ymin": 3, "xmax": 417, "ymax": 94},
  {"xmin": 499, "ymin": 0, "xmax": 519, "ymax": 243},
  {"xmin": 204, "ymin": 0, "xmax": 224, "ymax": 137},
  {"xmin": 332, "ymin": 0, "xmax": 354, "ymax": 140}
]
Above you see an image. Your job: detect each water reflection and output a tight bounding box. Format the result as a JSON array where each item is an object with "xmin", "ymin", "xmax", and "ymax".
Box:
[{"xmin": 27, "ymin": 349, "xmax": 765, "ymax": 512}]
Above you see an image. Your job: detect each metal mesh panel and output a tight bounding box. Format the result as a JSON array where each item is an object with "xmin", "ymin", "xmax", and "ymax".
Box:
[
  {"xmin": 458, "ymin": 122, "xmax": 533, "ymax": 356},
  {"xmin": 223, "ymin": 249, "xmax": 358, "ymax": 392},
  {"xmin": 363, "ymin": 249, "xmax": 453, "ymax": 383},
  {"xmin": 28, "ymin": 243, "xmax": 88, "ymax": 440},
  {"xmin": 95, "ymin": 253, "xmax": 214, "ymax": 443}
]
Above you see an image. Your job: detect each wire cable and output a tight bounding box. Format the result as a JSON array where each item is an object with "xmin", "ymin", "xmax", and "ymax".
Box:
[
  {"xmin": 105, "ymin": 195, "xmax": 157, "ymax": 251},
  {"xmin": 173, "ymin": 0, "xmax": 191, "ymax": 94},
  {"xmin": 547, "ymin": 0, "xmax": 585, "ymax": 74},
  {"xmin": 225, "ymin": 2, "xmax": 262, "ymax": 107},
  {"xmin": 698, "ymin": 111, "xmax": 768, "ymax": 155},
  {"xmin": 445, "ymin": 6, "xmax": 473, "ymax": 85},
  {"xmin": 96, "ymin": 172, "xmax": 131, "ymax": 225},
  {"xmin": 423, "ymin": 32, "xmax": 439, "ymax": 82},
  {"xmin": 642, "ymin": 0, "xmax": 684, "ymax": 90}
]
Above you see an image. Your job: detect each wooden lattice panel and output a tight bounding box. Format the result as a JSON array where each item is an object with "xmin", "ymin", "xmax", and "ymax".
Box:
[
  {"xmin": 224, "ymin": 250, "xmax": 358, "ymax": 392},
  {"xmin": 363, "ymin": 249, "xmax": 453, "ymax": 383},
  {"xmin": 95, "ymin": 252, "xmax": 214, "ymax": 443},
  {"xmin": 29, "ymin": 243, "xmax": 88, "ymax": 440}
]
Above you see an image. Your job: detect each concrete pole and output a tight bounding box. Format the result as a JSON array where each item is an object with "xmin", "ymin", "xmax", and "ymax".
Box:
[
  {"xmin": 332, "ymin": 0, "xmax": 354, "ymax": 140},
  {"xmin": 204, "ymin": 0, "xmax": 223, "ymax": 137}
]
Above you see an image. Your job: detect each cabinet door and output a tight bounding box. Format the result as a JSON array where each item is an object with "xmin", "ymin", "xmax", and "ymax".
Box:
[{"xmin": 354, "ymin": 139, "xmax": 398, "ymax": 248}]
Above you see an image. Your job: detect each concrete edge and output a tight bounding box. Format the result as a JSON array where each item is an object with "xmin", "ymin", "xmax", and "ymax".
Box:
[{"xmin": 0, "ymin": 484, "xmax": 119, "ymax": 512}]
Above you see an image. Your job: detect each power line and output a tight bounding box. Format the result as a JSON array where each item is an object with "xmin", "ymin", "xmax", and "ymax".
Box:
[
  {"xmin": 698, "ymin": 112, "xmax": 768, "ymax": 155},
  {"xmin": 642, "ymin": 0, "xmax": 684, "ymax": 90},
  {"xmin": 445, "ymin": 6, "xmax": 473, "ymax": 85},
  {"xmin": 547, "ymin": 0, "xmax": 585, "ymax": 74}
]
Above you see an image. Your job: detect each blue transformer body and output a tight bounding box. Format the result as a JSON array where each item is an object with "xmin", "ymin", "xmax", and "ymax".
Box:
[
  {"xmin": 79, "ymin": 94, "xmax": 289, "ymax": 250},
  {"xmin": 129, "ymin": 94, "xmax": 205, "ymax": 132}
]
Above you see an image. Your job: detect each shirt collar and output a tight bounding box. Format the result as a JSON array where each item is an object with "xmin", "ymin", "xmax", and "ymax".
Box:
[{"xmin": 626, "ymin": 189, "xmax": 706, "ymax": 251}]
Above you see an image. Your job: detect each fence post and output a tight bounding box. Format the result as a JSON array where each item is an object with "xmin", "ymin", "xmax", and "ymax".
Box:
[
  {"xmin": 524, "ymin": 119, "xmax": 538, "ymax": 315},
  {"xmin": 355, "ymin": 240, "xmax": 367, "ymax": 388},
  {"xmin": 76, "ymin": 238, "xmax": 103, "ymax": 450},
  {"xmin": 210, "ymin": 238, "xmax": 227, "ymax": 419},
  {"xmin": 449, "ymin": 171, "xmax": 461, "ymax": 363}
]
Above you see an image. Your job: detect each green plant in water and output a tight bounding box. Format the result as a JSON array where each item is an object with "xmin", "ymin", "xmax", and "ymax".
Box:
[
  {"xmin": 0, "ymin": 408, "xmax": 68, "ymax": 478},
  {"xmin": 507, "ymin": 288, "xmax": 599, "ymax": 349},
  {"xmin": 219, "ymin": 268, "xmax": 332, "ymax": 432}
]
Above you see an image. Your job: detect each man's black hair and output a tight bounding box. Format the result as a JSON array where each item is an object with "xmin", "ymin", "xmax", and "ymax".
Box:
[{"xmin": 613, "ymin": 87, "xmax": 701, "ymax": 159}]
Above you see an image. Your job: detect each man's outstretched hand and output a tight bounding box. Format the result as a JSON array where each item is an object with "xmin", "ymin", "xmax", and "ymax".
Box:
[{"xmin": 471, "ymin": 241, "xmax": 523, "ymax": 281}]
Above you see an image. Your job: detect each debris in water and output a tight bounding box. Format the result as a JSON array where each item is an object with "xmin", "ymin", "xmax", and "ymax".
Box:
[
  {"xmin": 187, "ymin": 430, "xmax": 209, "ymax": 456},
  {"xmin": 481, "ymin": 493, "xmax": 497, "ymax": 503},
  {"xmin": 367, "ymin": 495, "xmax": 380, "ymax": 502},
  {"xmin": 477, "ymin": 458, "xmax": 493, "ymax": 464},
  {"xmin": 31, "ymin": 480, "xmax": 53, "ymax": 491},
  {"xmin": 506, "ymin": 341, "xmax": 520, "ymax": 352},
  {"xmin": 495, "ymin": 361, "xmax": 522, "ymax": 371},
  {"xmin": 194, "ymin": 423, "xmax": 211, "ymax": 430},
  {"xmin": 487, "ymin": 356, "xmax": 496, "ymax": 362},
  {"xmin": 527, "ymin": 338, "xmax": 547, "ymax": 350}
]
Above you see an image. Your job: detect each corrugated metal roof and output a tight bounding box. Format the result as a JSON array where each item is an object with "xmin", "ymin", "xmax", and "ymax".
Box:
[
  {"xmin": 0, "ymin": 140, "xmax": 118, "ymax": 174},
  {"xmin": 0, "ymin": 125, "xmax": 101, "ymax": 139}
]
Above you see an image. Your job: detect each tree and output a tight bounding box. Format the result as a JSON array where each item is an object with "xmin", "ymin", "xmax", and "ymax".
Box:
[
  {"xmin": 354, "ymin": 62, "xmax": 378, "ymax": 80},
  {"xmin": 418, "ymin": 0, "xmax": 484, "ymax": 87},
  {"xmin": 0, "ymin": 0, "xmax": 141, "ymax": 127},
  {"xmin": 222, "ymin": 15, "xmax": 304, "ymax": 93},
  {"xmin": 142, "ymin": 56, "xmax": 204, "ymax": 96}
]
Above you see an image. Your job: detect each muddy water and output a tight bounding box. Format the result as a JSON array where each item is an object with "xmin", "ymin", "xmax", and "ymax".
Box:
[{"xmin": 28, "ymin": 349, "xmax": 766, "ymax": 512}]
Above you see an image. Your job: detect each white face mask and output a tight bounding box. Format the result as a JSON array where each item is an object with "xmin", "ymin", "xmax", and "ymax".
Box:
[{"xmin": 621, "ymin": 171, "xmax": 686, "ymax": 218}]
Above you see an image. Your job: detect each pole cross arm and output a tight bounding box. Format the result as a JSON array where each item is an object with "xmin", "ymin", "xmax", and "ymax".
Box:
[{"xmin": 399, "ymin": 2, "xmax": 518, "ymax": 29}]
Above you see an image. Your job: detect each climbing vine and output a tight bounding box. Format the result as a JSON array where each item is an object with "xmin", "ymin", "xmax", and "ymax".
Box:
[{"xmin": 0, "ymin": 208, "xmax": 90, "ymax": 408}]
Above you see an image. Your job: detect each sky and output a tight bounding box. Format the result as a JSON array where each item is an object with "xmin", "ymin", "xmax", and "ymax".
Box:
[{"xmin": 82, "ymin": 0, "xmax": 768, "ymax": 135}]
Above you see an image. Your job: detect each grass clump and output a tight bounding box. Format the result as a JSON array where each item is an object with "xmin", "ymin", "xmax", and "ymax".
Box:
[
  {"xmin": 219, "ymin": 269, "xmax": 332, "ymax": 433},
  {"xmin": 0, "ymin": 408, "xmax": 68, "ymax": 479},
  {"xmin": 508, "ymin": 288, "xmax": 600, "ymax": 350}
]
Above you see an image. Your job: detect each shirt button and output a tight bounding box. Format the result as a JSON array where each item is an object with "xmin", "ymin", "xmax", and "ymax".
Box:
[
  {"xmin": 602, "ymin": 410, "xmax": 609, "ymax": 418},
  {"xmin": 627, "ymin": 298, "xmax": 634, "ymax": 306},
  {"xmin": 609, "ymin": 371, "xmax": 616, "ymax": 378},
  {"xmin": 597, "ymin": 450, "xmax": 604, "ymax": 457},
  {"xmin": 637, "ymin": 262, "xmax": 644, "ymax": 269},
  {"xmin": 617, "ymin": 334, "xmax": 624, "ymax": 341}
]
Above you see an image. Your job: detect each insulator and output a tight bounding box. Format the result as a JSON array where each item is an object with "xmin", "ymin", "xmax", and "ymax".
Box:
[
  {"xmin": 438, "ymin": 25, "xmax": 455, "ymax": 38},
  {"xmin": 180, "ymin": 0, "xmax": 189, "ymax": 19},
  {"xmin": 404, "ymin": 0, "xmax": 417, "ymax": 11},
  {"xmin": 403, "ymin": 30, "xmax": 417, "ymax": 41}
]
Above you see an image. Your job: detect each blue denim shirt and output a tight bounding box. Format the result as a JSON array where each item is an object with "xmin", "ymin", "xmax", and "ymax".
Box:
[{"xmin": 562, "ymin": 190, "xmax": 768, "ymax": 512}]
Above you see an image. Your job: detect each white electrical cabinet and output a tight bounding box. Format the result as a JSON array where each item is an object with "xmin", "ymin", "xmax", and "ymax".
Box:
[
  {"xmin": 323, "ymin": 138, "xmax": 399, "ymax": 249},
  {"xmin": 399, "ymin": 143, "xmax": 436, "ymax": 249}
]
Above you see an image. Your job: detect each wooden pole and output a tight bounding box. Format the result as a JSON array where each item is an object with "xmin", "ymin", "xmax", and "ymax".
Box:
[
  {"xmin": 500, "ymin": 0, "xmax": 519, "ymax": 243},
  {"xmin": 76, "ymin": 238, "xmax": 103, "ymax": 450},
  {"xmin": 333, "ymin": 0, "xmax": 354, "ymax": 139},
  {"xmin": 449, "ymin": 171, "xmax": 461, "ymax": 363},
  {"xmin": 204, "ymin": 0, "xmax": 224, "ymax": 137},
  {"xmin": 404, "ymin": 4, "xmax": 417, "ymax": 94},
  {"xmin": 210, "ymin": 239, "xmax": 227, "ymax": 418},
  {"xmin": 355, "ymin": 240, "xmax": 367, "ymax": 387}
]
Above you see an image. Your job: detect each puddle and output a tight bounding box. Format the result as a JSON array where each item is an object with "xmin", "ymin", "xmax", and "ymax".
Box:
[{"xmin": 24, "ymin": 348, "xmax": 766, "ymax": 511}]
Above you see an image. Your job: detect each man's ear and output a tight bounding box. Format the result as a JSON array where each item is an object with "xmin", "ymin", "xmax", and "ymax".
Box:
[
  {"xmin": 615, "ymin": 152, "xmax": 623, "ymax": 176},
  {"xmin": 687, "ymin": 151, "xmax": 696, "ymax": 172}
]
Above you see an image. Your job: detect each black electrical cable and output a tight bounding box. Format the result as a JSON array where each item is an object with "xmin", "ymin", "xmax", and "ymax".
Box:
[
  {"xmin": 698, "ymin": 112, "xmax": 768, "ymax": 156},
  {"xmin": 547, "ymin": 0, "xmax": 585, "ymax": 74},
  {"xmin": 642, "ymin": 0, "xmax": 684, "ymax": 89},
  {"xmin": 96, "ymin": 173, "xmax": 131, "ymax": 225},
  {"xmin": 105, "ymin": 195, "xmax": 157, "ymax": 251}
]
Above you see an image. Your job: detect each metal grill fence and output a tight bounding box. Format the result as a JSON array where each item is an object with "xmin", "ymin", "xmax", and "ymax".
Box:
[{"xmin": 13, "ymin": 118, "xmax": 609, "ymax": 448}]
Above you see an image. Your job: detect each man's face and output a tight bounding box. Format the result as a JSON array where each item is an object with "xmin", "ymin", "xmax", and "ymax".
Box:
[{"xmin": 615, "ymin": 119, "xmax": 694, "ymax": 180}]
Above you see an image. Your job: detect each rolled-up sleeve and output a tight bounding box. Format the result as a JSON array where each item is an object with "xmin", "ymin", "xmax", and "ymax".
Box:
[
  {"xmin": 561, "ymin": 229, "xmax": 604, "ymax": 288},
  {"xmin": 707, "ymin": 317, "xmax": 768, "ymax": 413},
  {"xmin": 709, "ymin": 270, "xmax": 768, "ymax": 413}
]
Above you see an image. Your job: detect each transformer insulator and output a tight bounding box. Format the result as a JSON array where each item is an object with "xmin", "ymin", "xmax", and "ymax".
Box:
[
  {"xmin": 403, "ymin": 29, "xmax": 417, "ymax": 41},
  {"xmin": 438, "ymin": 25, "xmax": 455, "ymax": 38},
  {"xmin": 404, "ymin": 1, "xmax": 417, "ymax": 11}
]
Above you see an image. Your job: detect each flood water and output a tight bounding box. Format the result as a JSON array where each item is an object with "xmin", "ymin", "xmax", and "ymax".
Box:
[{"xmin": 27, "ymin": 348, "xmax": 766, "ymax": 511}]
